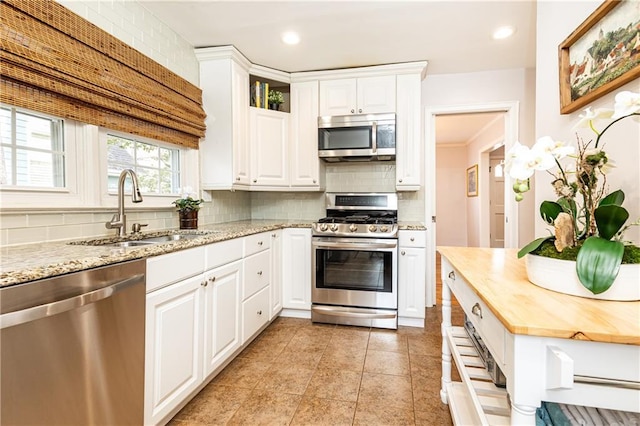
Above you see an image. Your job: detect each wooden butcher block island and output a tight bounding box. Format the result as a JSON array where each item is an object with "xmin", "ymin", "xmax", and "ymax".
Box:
[{"xmin": 437, "ymin": 247, "xmax": 640, "ymax": 426}]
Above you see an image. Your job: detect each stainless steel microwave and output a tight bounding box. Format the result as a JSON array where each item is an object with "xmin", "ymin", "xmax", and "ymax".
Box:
[{"xmin": 318, "ymin": 113, "xmax": 396, "ymax": 162}]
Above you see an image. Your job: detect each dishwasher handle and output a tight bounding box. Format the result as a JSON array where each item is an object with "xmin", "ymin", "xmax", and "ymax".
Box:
[{"xmin": 0, "ymin": 273, "xmax": 144, "ymax": 329}]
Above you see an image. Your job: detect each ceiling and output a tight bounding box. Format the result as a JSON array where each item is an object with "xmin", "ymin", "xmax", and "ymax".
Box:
[{"xmin": 140, "ymin": 1, "xmax": 534, "ymax": 146}]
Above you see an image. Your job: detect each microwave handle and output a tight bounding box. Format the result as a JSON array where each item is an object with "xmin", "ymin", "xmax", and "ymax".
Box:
[{"xmin": 371, "ymin": 121, "xmax": 377, "ymax": 153}]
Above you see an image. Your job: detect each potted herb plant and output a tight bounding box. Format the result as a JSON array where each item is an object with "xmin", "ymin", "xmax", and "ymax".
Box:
[
  {"xmin": 268, "ymin": 90, "xmax": 284, "ymax": 111},
  {"xmin": 505, "ymin": 90, "xmax": 640, "ymax": 301},
  {"xmin": 172, "ymin": 188, "xmax": 204, "ymax": 230}
]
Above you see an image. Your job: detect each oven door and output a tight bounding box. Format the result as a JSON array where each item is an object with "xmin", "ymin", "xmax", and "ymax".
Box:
[{"xmin": 312, "ymin": 237, "xmax": 397, "ymax": 310}]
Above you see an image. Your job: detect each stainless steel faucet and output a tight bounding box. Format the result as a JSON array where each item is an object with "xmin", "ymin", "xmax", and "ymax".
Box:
[{"xmin": 105, "ymin": 169, "xmax": 143, "ymax": 237}]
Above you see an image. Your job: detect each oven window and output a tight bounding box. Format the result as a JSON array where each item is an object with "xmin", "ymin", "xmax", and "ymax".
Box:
[
  {"xmin": 315, "ymin": 248, "xmax": 393, "ymax": 292},
  {"xmin": 318, "ymin": 127, "xmax": 372, "ymax": 150}
]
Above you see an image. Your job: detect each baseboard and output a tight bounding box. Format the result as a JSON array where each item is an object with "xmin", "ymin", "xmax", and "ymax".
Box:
[
  {"xmin": 399, "ymin": 316, "xmax": 425, "ymax": 328},
  {"xmin": 279, "ymin": 308, "xmax": 311, "ymax": 319}
]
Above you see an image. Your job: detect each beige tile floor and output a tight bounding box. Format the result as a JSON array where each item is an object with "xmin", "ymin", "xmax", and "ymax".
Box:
[{"xmin": 169, "ymin": 304, "xmax": 464, "ymax": 426}]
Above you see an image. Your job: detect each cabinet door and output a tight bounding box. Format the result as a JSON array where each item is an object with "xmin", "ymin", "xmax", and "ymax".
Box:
[
  {"xmin": 395, "ymin": 73, "xmax": 422, "ymax": 190},
  {"xmin": 290, "ymin": 81, "xmax": 321, "ymax": 188},
  {"xmin": 282, "ymin": 228, "xmax": 312, "ymax": 310},
  {"xmin": 270, "ymin": 230, "xmax": 283, "ymax": 319},
  {"xmin": 356, "ymin": 75, "xmax": 396, "ymax": 114},
  {"xmin": 203, "ymin": 260, "xmax": 242, "ymax": 377},
  {"xmin": 232, "ymin": 62, "xmax": 251, "ymax": 187},
  {"xmin": 242, "ymin": 286, "xmax": 270, "ymax": 343},
  {"xmin": 250, "ymin": 107, "xmax": 289, "ymax": 187},
  {"xmin": 319, "ymin": 78, "xmax": 357, "ymax": 116},
  {"xmin": 398, "ymin": 246, "xmax": 426, "ymax": 319},
  {"xmin": 145, "ymin": 274, "xmax": 204, "ymax": 425}
]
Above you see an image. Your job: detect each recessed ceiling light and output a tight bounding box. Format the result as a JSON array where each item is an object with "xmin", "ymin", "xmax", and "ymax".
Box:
[
  {"xmin": 493, "ymin": 26, "xmax": 515, "ymax": 40},
  {"xmin": 281, "ymin": 31, "xmax": 300, "ymax": 45}
]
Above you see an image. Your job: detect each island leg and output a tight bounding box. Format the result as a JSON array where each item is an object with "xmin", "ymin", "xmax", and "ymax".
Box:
[
  {"xmin": 511, "ymin": 402, "xmax": 538, "ymax": 425},
  {"xmin": 440, "ymin": 276, "xmax": 452, "ymax": 404}
]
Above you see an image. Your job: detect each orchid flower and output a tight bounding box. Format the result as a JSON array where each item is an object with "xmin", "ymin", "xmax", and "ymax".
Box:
[
  {"xmin": 573, "ymin": 107, "xmax": 614, "ymax": 133},
  {"xmin": 611, "ymin": 91, "xmax": 640, "ymax": 119}
]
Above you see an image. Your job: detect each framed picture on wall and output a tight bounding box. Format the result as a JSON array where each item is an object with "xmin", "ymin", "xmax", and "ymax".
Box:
[
  {"xmin": 558, "ymin": 0, "xmax": 640, "ymax": 114},
  {"xmin": 466, "ymin": 164, "xmax": 478, "ymax": 197}
]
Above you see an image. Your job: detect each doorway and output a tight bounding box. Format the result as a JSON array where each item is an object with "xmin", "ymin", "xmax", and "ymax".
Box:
[
  {"xmin": 489, "ymin": 146, "xmax": 505, "ymax": 248},
  {"xmin": 424, "ymin": 101, "xmax": 519, "ymax": 307}
]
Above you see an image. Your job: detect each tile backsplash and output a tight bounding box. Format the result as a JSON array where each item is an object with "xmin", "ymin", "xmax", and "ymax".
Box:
[{"xmin": 0, "ymin": 163, "xmax": 424, "ymax": 246}]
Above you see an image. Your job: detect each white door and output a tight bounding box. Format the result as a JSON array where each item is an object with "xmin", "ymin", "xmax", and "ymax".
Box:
[
  {"xmin": 203, "ymin": 260, "xmax": 242, "ymax": 377},
  {"xmin": 490, "ymin": 157, "xmax": 505, "ymax": 248},
  {"xmin": 290, "ymin": 81, "xmax": 320, "ymax": 187},
  {"xmin": 319, "ymin": 78, "xmax": 357, "ymax": 116},
  {"xmin": 250, "ymin": 108, "xmax": 289, "ymax": 187},
  {"xmin": 145, "ymin": 275, "xmax": 203, "ymax": 425},
  {"xmin": 270, "ymin": 230, "xmax": 283, "ymax": 319},
  {"xmin": 282, "ymin": 228, "xmax": 312, "ymax": 310},
  {"xmin": 356, "ymin": 75, "xmax": 396, "ymax": 114},
  {"xmin": 398, "ymin": 246, "xmax": 426, "ymax": 318},
  {"xmin": 231, "ymin": 62, "xmax": 250, "ymax": 186}
]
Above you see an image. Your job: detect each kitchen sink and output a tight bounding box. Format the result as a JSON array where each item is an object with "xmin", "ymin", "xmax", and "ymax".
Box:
[
  {"xmin": 107, "ymin": 241, "xmax": 158, "ymax": 248},
  {"xmin": 71, "ymin": 231, "xmax": 220, "ymax": 247},
  {"xmin": 137, "ymin": 234, "xmax": 204, "ymax": 243}
]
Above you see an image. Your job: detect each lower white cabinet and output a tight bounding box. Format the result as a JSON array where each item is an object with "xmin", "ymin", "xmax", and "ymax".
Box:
[
  {"xmin": 145, "ymin": 274, "xmax": 204, "ymax": 425},
  {"xmin": 270, "ymin": 230, "xmax": 283, "ymax": 319},
  {"xmin": 398, "ymin": 230, "xmax": 426, "ymax": 321},
  {"xmin": 282, "ymin": 228, "xmax": 312, "ymax": 310},
  {"xmin": 203, "ymin": 260, "xmax": 242, "ymax": 377},
  {"xmin": 242, "ymin": 286, "xmax": 270, "ymax": 342}
]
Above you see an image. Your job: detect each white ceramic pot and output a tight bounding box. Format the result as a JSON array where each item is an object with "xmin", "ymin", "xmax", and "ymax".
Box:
[{"xmin": 525, "ymin": 254, "xmax": 640, "ymax": 301}]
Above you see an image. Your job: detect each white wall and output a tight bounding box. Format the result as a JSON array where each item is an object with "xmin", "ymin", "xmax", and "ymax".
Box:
[
  {"xmin": 535, "ymin": 1, "xmax": 640, "ymax": 245},
  {"xmin": 423, "ymin": 68, "xmax": 537, "ymax": 246},
  {"xmin": 436, "ymin": 146, "xmax": 468, "ymax": 246}
]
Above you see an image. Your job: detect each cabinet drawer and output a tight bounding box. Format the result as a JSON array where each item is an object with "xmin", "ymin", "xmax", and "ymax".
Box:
[
  {"xmin": 243, "ymin": 250, "xmax": 270, "ymax": 300},
  {"xmin": 205, "ymin": 238, "xmax": 243, "ymax": 270},
  {"xmin": 146, "ymin": 246, "xmax": 205, "ymax": 292},
  {"xmin": 242, "ymin": 286, "xmax": 269, "ymax": 342},
  {"xmin": 244, "ymin": 232, "xmax": 271, "ymax": 257},
  {"xmin": 399, "ymin": 230, "xmax": 426, "ymax": 247}
]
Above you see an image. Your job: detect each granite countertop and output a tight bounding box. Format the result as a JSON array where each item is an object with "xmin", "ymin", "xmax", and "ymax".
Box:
[{"xmin": 0, "ymin": 220, "xmax": 425, "ymax": 287}]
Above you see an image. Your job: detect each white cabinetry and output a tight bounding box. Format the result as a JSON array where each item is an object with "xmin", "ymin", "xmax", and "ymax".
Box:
[
  {"xmin": 395, "ymin": 74, "xmax": 422, "ymax": 190},
  {"xmin": 282, "ymin": 228, "xmax": 312, "ymax": 312},
  {"xmin": 242, "ymin": 232, "xmax": 272, "ymax": 342},
  {"xmin": 319, "ymin": 76, "xmax": 396, "ymax": 116},
  {"xmin": 249, "ymin": 107, "xmax": 289, "ymax": 187},
  {"xmin": 289, "ymin": 81, "xmax": 323, "ymax": 189},
  {"xmin": 269, "ymin": 230, "xmax": 283, "ymax": 319},
  {"xmin": 398, "ymin": 230, "xmax": 426, "ymax": 325},
  {"xmin": 144, "ymin": 247, "xmax": 206, "ymax": 426},
  {"xmin": 197, "ymin": 49, "xmax": 251, "ymax": 190}
]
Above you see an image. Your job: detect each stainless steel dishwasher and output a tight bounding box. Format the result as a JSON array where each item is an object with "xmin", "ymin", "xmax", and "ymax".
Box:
[{"xmin": 0, "ymin": 259, "xmax": 146, "ymax": 425}]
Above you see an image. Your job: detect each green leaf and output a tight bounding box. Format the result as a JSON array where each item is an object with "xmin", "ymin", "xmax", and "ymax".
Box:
[
  {"xmin": 557, "ymin": 198, "xmax": 577, "ymax": 218},
  {"xmin": 576, "ymin": 237, "xmax": 624, "ymax": 294},
  {"xmin": 517, "ymin": 236, "xmax": 553, "ymax": 258},
  {"xmin": 599, "ymin": 190, "xmax": 625, "ymax": 207},
  {"xmin": 540, "ymin": 201, "xmax": 563, "ymax": 225},
  {"xmin": 594, "ymin": 204, "xmax": 629, "ymax": 240}
]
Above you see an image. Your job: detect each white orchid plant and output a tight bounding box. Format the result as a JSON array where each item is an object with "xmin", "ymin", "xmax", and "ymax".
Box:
[{"xmin": 505, "ymin": 91, "xmax": 640, "ymax": 295}]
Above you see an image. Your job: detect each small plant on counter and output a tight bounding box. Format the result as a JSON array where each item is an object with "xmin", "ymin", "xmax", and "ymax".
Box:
[
  {"xmin": 172, "ymin": 187, "xmax": 203, "ymax": 212},
  {"xmin": 505, "ymin": 90, "xmax": 640, "ymax": 295}
]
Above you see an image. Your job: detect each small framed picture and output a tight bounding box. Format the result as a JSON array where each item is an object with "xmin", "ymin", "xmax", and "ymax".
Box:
[{"xmin": 466, "ymin": 164, "xmax": 478, "ymax": 197}]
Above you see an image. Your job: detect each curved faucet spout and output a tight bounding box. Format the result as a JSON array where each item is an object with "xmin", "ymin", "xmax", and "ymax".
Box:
[{"xmin": 106, "ymin": 169, "xmax": 143, "ymax": 237}]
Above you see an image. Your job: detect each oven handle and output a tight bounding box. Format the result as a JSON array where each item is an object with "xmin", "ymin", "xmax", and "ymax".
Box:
[
  {"xmin": 312, "ymin": 240, "xmax": 397, "ymax": 250},
  {"xmin": 312, "ymin": 305, "xmax": 397, "ymax": 319}
]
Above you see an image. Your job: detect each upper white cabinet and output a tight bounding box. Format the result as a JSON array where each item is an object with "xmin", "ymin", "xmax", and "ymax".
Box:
[
  {"xmin": 319, "ymin": 76, "xmax": 396, "ymax": 116},
  {"xmin": 289, "ymin": 81, "xmax": 323, "ymax": 189},
  {"xmin": 249, "ymin": 107, "xmax": 289, "ymax": 187},
  {"xmin": 197, "ymin": 49, "xmax": 251, "ymax": 190},
  {"xmin": 396, "ymin": 73, "xmax": 422, "ymax": 191}
]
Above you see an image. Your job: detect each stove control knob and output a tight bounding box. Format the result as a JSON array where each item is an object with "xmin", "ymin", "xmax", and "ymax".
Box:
[
  {"xmin": 319, "ymin": 223, "xmax": 328, "ymax": 232},
  {"xmin": 380, "ymin": 226, "xmax": 389, "ymax": 233},
  {"xmin": 349, "ymin": 224, "xmax": 358, "ymax": 232},
  {"xmin": 368, "ymin": 225, "xmax": 378, "ymax": 232},
  {"xmin": 330, "ymin": 224, "xmax": 339, "ymax": 232}
]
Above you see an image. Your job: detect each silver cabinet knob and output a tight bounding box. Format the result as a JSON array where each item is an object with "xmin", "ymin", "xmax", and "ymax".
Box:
[
  {"xmin": 401, "ymin": 250, "xmax": 406, "ymax": 256},
  {"xmin": 398, "ymin": 178, "xmax": 403, "ymax": 183},
  {"xmin": 358, "ymin": 109, "xmax": 362, "ymax": 113},
  {"xmin": 257, "ymin": 271, "xmax": 263, "ymax": 276},
  {"xmin": 448, "ymin": 271, "xmax": 456, "ymax": 280},
  {"xmin": 201, "ymin": 281, "xmax": 208, "ymax": 287},
  {"xmin": 272, "ymin": 233, "xmax": 276, "ymax": 238},
  {"xmin": 253, "ymin": 179, "xmax": 257, "ymax": 183},
  {"xmin": 209, "ymin": 276, "xmax": 216, "ymax": 283},
  {"xmin": 236, "ymin": 177, "xmax": 241, "ymax": 181},
  {"xmin": 350, "ymin": 109, "xmax": 355, "ymax": 113},
  {"xmin": 257, "ymin": 310, "xmax": 263, "ymax": 315},
  {"xmin": 258, "ymin": 241, "xmax": 263, "ymax": 246},
  {"xmin": 410, "ymin": 237, "xmax": 415, "ymax": 242},
  {"xmin": 313, "ymin": 179, "xmax": 317, "ymax": 184}
]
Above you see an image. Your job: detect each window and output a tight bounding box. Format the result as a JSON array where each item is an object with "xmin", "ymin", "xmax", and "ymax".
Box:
[
  {"xmin": 106, "ymin": 134, "xmax": 180, "ymax": 195},
  {"xmin": 0, "ymin": 106, "xmax": 65, "ymax": 188}
]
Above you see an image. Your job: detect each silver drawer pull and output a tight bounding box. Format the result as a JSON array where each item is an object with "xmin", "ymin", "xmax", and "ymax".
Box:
[
  {"xmin": 410, "ymin": 237, "xmax": 415, "ymax": 242},
  {"xmin": 448, "ymin": 271, "xmax": 456, "ymax": 280},
  {"xmin": 209, "ymin": 276, "xmax": 216, "ymax": 283},
  {"xmin": 257, "ymin": 310, "xmax": 262, "ymax": 315},
  {"xmin": 257, "ymin": 271, "xmax": 263, "ymax": 276},
  {"xmin": 258, "ymin": 241, "xmax": 263, "ymax": 246},
  {"xmin": 471, "ymin": 303, "xmax": 483, "ymax": 319},
  {"xmin": 201, "ymin": 281, "xmax": 208, "ymax": 287}
]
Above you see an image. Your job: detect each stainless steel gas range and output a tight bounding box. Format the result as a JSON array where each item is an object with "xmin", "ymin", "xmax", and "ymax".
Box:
[{"xmin": 311, "ymin": 193, "xmax": 398, "ymax": 329}]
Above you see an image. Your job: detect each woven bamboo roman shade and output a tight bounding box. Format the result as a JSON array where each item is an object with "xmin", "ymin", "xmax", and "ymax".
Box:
[{"xmin": 0, "ymin": 0, "xmax": 205, "ymax": 149}]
